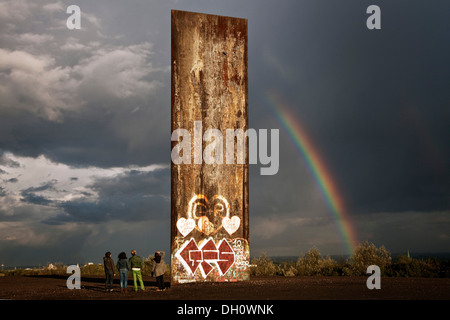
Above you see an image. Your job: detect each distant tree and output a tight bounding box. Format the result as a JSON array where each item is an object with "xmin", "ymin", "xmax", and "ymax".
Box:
[
  {"xmin": 296, "ymin": 247, "xmax": 338, "ymax": 276},
  {"xmin": 277, "ymin": 263, "xmax": 297, "ymax": 277},
  {"xmin": 348, "ymin": 241, "xmax": 391, "ymax": 276},
  {"xmin": 389, "ymin": 255, "xmax": 443, "ymax": 278},
  {"xmin": 251, "ymin": 253, "xmax": 277, "ymax": 276}
]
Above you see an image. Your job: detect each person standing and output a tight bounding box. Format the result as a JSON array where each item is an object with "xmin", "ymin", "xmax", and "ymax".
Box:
[
  {"xmin": 152, "ymin": 251, "xmax": 166, "ymax": 291},
  {"xmin": 129, "ymin": 249, "xmax": 145, "ymax": 292},
  {"xmin": 103, "ymin": 251, "xmax": 115, "ymax": 292},
  {"xmin": 116, "ymin": 252, "xmax": 129, "ymax": 293}
]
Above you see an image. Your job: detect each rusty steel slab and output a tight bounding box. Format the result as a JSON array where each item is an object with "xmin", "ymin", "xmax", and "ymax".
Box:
[{"xmin": 171, "ymin": 10, "xmax": 249, "ymax": 284}]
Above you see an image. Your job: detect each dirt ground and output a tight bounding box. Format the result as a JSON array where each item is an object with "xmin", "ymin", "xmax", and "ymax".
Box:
[
  {"xmin": 1, "ymin": 275, "xmax": 447, "ymax": 318},
  {"xmin": 0, "ymin": 274, "xmax": 449, "ymax": 300}
]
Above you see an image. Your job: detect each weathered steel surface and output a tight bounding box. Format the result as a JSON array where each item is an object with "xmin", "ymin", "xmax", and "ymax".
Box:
[{"xmin": 171, "ymin": 10, "xmax": 249, "ymax": 284}]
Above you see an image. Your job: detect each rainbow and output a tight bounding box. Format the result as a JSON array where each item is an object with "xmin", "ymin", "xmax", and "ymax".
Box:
[{"xmin": 266, "ymin": 90, "xmax": 358, "ymax": 255}]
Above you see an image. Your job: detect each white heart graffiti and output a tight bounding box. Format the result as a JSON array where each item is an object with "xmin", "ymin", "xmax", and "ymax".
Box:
[
  {"xmin": 222, "ymin": 216, "xmax": 241, "ymax": 235},
  {"xmin": 176, "ymin": 194, "xmax": 241, "ymax": 237},
  {"xmin": 176, "ymin": 217, "xmax": 196, "ymax": 237}
]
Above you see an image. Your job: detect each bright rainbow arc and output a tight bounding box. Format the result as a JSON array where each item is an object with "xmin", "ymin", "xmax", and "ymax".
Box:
[{"xmin": 266, "ymin": 91, "xmax": 357, "ymax": 255}]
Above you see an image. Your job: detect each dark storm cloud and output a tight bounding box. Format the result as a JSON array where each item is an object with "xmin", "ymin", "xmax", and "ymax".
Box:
[
  {"xmin": 19, "ymin": 180, "xmax": 58, "ymax": 206},
  {"xmin": 20, "ymin": 193, "xmax": 54, "ymax": 206},
  {"xmin": 313, "ymin": 2, "xmax": 450, "ymax": 215},
  {"xmin": 0, "ymin": 0, "xmax": 170, "ymax": 168},
  {"xmin": 89, "ymin": 167, "xmax": 169, "ymax": 197},
  {"xmin": 0, "ymin": 62, "xmax": 170, "ymax": 168},
  {"xmin": 0, "ymin": 109, "xmax": 168, "ymax": 168},
  {"xmin": 0, "ymin": 227, "xmax": 94, "ymax": 266},
  {"xmin": 246, "ymin": 0, "xmax": 450, "ymax": 218},
  {"xmin": 42, "ymin": 167, "xmax": 170, "ymax": 225},
  {"xmin": 22, "ymin": 180, "xmax": 57, "ymax": 193}
]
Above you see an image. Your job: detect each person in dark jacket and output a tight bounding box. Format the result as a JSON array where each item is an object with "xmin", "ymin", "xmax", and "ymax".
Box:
[
  {"xmin": 116, "ymin": 252, "xmax": 129, "ymax": 293},
  {"xmin": 103, "ymin": 251, "xmax": 116, "ymax": 292}
]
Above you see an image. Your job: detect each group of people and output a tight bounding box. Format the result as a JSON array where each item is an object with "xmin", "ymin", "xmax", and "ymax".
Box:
[{"xmin": 103, "ymin": 249, "xmax": 166, "ymax": 293}]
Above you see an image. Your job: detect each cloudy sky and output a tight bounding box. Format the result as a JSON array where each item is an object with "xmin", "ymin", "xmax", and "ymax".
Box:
[{"xmin": 0, "ymin": 0, "xmax": 449, "ymax": 266}]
